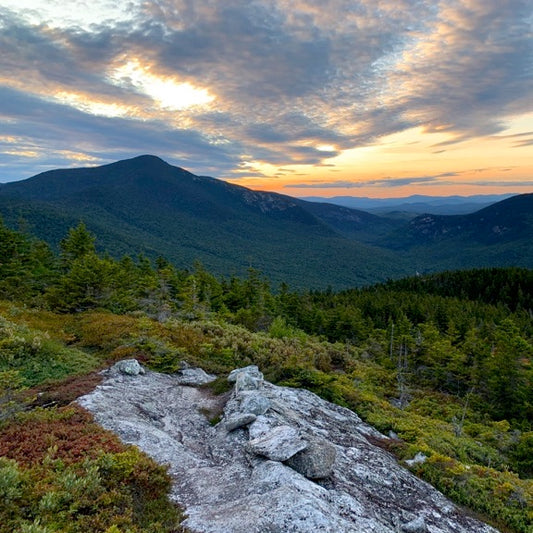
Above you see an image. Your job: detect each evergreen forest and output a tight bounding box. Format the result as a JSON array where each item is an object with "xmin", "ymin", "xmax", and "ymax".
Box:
[{"xmin": 0, "ymin": 219, "xmax": 532, "ymax": 532}]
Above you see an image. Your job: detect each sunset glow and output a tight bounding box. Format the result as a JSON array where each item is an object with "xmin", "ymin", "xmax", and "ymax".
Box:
[
  {"xmin": 109, "ymin": 60, "xmax": 215, "ymax": 112},
  {"xmin": 0, "ymin": 0, "xmax": 531, "ymax": 197}
]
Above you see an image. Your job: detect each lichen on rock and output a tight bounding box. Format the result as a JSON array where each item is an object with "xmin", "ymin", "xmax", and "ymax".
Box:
[
  {"xmin": 110, "ymin": 358, "xmax": 145, "ymax": 376},
  {"xmin": 285, "ymin": 435, "xmax": 336, "ymax": 479},
  {"xmin": 248, "ymin": 425, "xmax": 308, "ymax": 462},
  {"xmin": 78, "ymin": 362, "xmax": 499, "ymax": 533}
]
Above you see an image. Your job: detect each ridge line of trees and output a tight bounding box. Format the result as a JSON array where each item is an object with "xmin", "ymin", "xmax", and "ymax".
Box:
[{"xmin": 0, "ymin": 219, "xmax": 531, "ymax": 428}]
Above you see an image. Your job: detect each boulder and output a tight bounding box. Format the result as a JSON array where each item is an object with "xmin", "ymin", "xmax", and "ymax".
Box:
[
  {"xmin": 227, "ymin": 365, "xmax": 265, "ymax": 393},
  {"xmin": 227, "ymin": 365, "xmax": 264, "ymax": 383},
  {"xmin": 176, "ymin": 367, "xmax": 216, "ymax": 386},
  {"xmin": 286, "ymin": 435, "xmax": 337, "ymax": 479},
  {"xmin": 235, "ymin": 372, "xmax": 262, "ymax": 392},
  {"xmin": 111, "ymin": 359, "xmax": 145, "ymax": 376},
  {"xmin": 239, "ymin": 392, "xmax": 271, "ymax": 415},
  {"xmin": 248, "ymin": 425, "xmax": 308, "ymax": 461}
]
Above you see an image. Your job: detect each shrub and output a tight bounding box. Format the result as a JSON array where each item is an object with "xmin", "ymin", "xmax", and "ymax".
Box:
[
  {"xmin": 0, "ymin": 315, "xmax": 99, "ymax": 387},
  {"xmin": 0, "ymin": 406, "xmax": 183, "ymax": 533}
]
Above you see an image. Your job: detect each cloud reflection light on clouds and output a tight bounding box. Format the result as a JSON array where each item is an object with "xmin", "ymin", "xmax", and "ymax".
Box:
[
  {"xmin": 109, "ymin": 59, "xmax": 215, "ymax": 111},
  {"xmin": 0, "ymin": 0, "xmax": 531, "ymax": 196}
]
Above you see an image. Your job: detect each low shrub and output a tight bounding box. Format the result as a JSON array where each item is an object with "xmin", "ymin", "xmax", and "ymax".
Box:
[{"xmin": 0, "ymin": 406, "xmax": 183, "ymax": 533}]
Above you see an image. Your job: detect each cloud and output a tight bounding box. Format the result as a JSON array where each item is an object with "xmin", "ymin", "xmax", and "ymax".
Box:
[
  {"xmin": 488, "ymin": 130, "xmax": 533, "ymax": 148},
  {"xmin": 467, "ymin": 180, "xmax": 533, "ymax": 188},
  {"xmin": 287, "ymin": 175, "xmax": 453, "ymax": 189},
  {"xmin": 0, "ymin": 86, "xmax": 242, "ymax": 181},
  {"xmin": 380, "ymin": 0, "xmax": 533, "ymax": 138},
  {"xmin": 287, "ymin": 173, "xmax": 533, "ymax": 190},
  {"xmin": 513, "ymin": 139, "xmax": 533, "ymax": 147},
  {"xmin": 0, "ymin": 0, "xmax": 531, "ymax": 180}
]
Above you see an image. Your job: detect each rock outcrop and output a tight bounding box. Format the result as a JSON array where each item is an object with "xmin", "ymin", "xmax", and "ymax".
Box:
[{"xmin": 78, "ymin": 362, "xmax": 499, "ymax": 533}]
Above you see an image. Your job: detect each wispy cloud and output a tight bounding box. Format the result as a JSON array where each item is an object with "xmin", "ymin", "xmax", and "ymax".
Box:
[
  {"xmin": 288, "ymin": 175, "xmax": 533, "ymax": 190},
  {"xmin": 467, "ymin": 180, "xmax": 533, "ymax": 188},
  {"xmin": 287, "ymin": 174, "xmax": 456, "ymax": 189},
  {"xmin": 0, "ymin": 0, "xmax": 531, "ymax": 182},
  {"xmin": 285, "ymin": 168, "xmax": 533, "ymax": 190}
]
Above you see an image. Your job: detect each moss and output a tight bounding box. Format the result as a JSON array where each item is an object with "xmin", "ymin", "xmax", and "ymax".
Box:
[{"xmin": 200, "ymin": 376, "xmax": 233, "ymax": 396}]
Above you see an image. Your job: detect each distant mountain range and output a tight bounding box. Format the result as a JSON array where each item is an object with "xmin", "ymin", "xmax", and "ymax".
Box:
[
  {"xmin": 300, "ymin": 194, "xmax": 517, "ymax": 215},
  {"xmin": 0, "ymin": 155, "xmax": 531, "ymax": 288}
]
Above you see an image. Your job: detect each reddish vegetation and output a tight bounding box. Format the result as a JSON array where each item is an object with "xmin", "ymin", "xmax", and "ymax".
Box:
[
  {"xmin": 0, "ymin": 405, "xmax": 125, "ymax": 466},
  {"xmin": 363, "ymin": 433, "xmax": 407, "ymax": 456},
  {"xmin": 31, "ymin": 372, "xmax": 104, "ymax": 407},
  {"xmin": 109, "ymin": 344, "xmax": 150, "ymax": 364}
]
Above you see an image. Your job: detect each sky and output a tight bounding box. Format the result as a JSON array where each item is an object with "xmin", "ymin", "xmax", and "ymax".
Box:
[{"xmin": 0, "ymin": 0, "xmax": 532, "ymax": 198}]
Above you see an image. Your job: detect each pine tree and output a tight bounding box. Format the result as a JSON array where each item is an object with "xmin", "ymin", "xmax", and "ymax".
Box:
[
  {"xmin": 59, "ymin": 222, "xmax": 96, "ymax": 267},
  {"xmin": 486, "ymin": 319, "xmax": 531, "ymax": 421}
]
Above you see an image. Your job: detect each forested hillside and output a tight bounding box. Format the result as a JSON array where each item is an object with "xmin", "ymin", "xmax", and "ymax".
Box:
[
  {"xmin": 1, "ymin": 156, "xmax": 532, "ymax": 288},
  {"xmin": 0, "ymin": 219, "xmax": 531, "ymax": 532},
  {"xmin": 0, "ymin": 155, "xmax": 405, "ymax": 288}
]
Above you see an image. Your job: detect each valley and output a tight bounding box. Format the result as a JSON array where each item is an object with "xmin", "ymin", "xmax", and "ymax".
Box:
[{"xmin": 1, "ymin": 156, "xmax": 531, "ymax": 288}]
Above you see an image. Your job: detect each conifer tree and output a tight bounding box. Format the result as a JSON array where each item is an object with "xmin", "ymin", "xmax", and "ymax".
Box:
[
  {"xmin": 486, "ymin": 319, "xmax": 531, "ymax": 421},
  {"xmin": 59, "ymin": 222, "xmax": 96, "ymax": 267}
]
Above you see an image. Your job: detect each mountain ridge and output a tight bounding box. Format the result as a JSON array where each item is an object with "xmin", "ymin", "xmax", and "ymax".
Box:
[
  {"xmin": 0, "ymin": 156, "xmax": 405, "ymax": 288},
  {"xmin": 300, "ymin": 193, "xmax": 518, "ymax": 215},
  {"xmin": 406, "ymin": 193, "xmax": 533, "ymax": 244},
  {"xmin": 0, "ymin": 155, "xmax": 532, "ymax": 287}
]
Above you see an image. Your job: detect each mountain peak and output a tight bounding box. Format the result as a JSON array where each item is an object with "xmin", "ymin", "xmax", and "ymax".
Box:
[
  {"xmin": 100, "ymin": 154, "xmax": 176, "ymax": 174},
  {"xmin": 115, "ymin": 154, "xmax": 170, "ymax": 167}
]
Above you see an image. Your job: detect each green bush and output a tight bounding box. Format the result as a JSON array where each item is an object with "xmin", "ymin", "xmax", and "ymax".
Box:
[
  {"xmin": 0, "ymin": 316, "xmax": 98, "ymax": 387},
  {"xmin": 0, "ymin": 409, "xmax": 183, "ymax": 533}
]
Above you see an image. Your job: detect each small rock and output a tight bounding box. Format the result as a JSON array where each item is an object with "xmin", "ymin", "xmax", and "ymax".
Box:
[
  {"xmin": 240, "ymin": 392, "xmax": 271, "ymax": 415},
  {"xmin": 402, "ymin": 516, "xmax": 428, "ymax": 532},
  {"xmin": 176, "ymin": 368, "xmax": 216, "ymax": 386},
  {"xmin": 228, "ymin": 365, "xmax": 264, "ymax": 383},
  {"xmin": 406, "ymin": 452, "xmax": 427, "ymax": 467},
  {"xmin": 248, "ymin": 415, "xmax": 273, "ymax": 440},
  {"xmin": 228, "ymin": 366, "xmax": 265, "ymax": 393},
  {"xmin": 248, "ymin": 425, "xmax": 308, "ymax": 462},
  {"xmin": 225, "ymin": 413, "xmax": 257, "ymax": 432},
  {"xmin": 286, "ymin": 436, "xmax": 337, "ymax": 479},
  {"xmin": 112, "ymin": 359, "xmax": 145, "ymax": 376}
]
